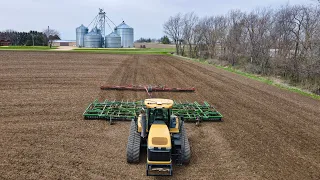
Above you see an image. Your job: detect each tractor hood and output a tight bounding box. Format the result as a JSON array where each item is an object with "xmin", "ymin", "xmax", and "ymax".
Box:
[{"xmin": 148, "ymin": 121, "xmax": 171, "ymax": 149}]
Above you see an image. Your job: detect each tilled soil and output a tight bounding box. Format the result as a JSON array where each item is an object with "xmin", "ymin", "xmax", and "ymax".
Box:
[{"xmin": 0, "ymin": 51, "xmax": 319, "ymax": 180}]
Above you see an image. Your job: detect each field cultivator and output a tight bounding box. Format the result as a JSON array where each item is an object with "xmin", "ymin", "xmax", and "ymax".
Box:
[{"xmin": 83, "ymin": 99, "xmax": 223, "ymax": 123}]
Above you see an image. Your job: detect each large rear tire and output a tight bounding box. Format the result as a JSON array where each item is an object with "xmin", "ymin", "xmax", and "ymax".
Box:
[
  {"xmin": 181, "ymin": 122, "xmax": 191, "ymax": 164},
  {"xmin": 127, "ymin": 120, "xmax": 141, "ymax": 163}
]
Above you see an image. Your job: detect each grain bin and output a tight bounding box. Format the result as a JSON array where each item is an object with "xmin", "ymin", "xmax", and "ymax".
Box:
[
  {"xmin": 116, "ymin": 21, "xmax": 134, "ymax": 48},
  {"xmin": 84, "ymin": 27, "xmax": 102, "ymax": 48},
  {"xmin": 105, "ymin": 32, "xmax": 121, "ymax": 48},
  {"xmin": 76, "ymin": 24, "xmax": 88, "ymax": 47}
]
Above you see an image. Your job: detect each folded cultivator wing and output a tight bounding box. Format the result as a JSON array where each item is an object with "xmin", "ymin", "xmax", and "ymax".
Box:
[{"xmin": 83, "ymin": 99, "xmax": 223, "ymax": 122}]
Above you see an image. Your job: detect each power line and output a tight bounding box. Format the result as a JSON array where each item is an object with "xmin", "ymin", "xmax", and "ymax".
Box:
[
  {"xmin": 88, "ymin": 14, "xmax": 98, "ymax": 28},
  {"xmin": 106, "ymin": 15, "xmax": 116, "ymax": 27},
  {"xmin": 105, "ymin": 20, "xmax": 113, "ymax": 32}
]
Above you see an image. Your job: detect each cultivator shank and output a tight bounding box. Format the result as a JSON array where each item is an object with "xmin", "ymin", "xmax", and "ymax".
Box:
[{"xmin": 83, "ymin": 99, "xmax": 223, "ymax": 122}]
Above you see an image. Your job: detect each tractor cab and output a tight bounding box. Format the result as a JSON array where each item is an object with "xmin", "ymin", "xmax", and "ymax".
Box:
[
  {"xmin": 137, "ymin": 98, "xmax": 180, "ymax": 135},
  {"xmin": 148, "ymin": 108, "xmax": 169, "ymax": 126},
  {"xmin": 144, "ymin": 98, "xmax": 174, "ymax": 128}
]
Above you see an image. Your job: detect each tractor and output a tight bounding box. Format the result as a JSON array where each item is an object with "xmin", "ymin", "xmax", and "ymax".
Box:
[
  {"xmin": 83, "ymin": 85, "xmax": 223, "ymax": 176},
  {"xmin": 126, "ymin": 98, "xmax": 190, "ymax": 176}
]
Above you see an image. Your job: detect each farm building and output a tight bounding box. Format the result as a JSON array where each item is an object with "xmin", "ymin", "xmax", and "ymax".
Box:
[
  {"xmin": 52, "ymin": 40, "xmax": 76, "ymax": 47},
  {"xmin": 0, "ymin": 34, "xmax": 11, "ymax": 46}
]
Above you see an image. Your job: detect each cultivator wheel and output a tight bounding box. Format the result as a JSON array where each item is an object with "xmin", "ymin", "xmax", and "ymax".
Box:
[
  {"xmin": 195, "ymin": 116, "xmax": 201, "ymax": 126},
  {"xmin": 109, "ymin": 117, "xmax": 113, "ymax": 125},
  {"xmin": 127, "ymin": 120, "xmax": 141, "ymax": 163}
]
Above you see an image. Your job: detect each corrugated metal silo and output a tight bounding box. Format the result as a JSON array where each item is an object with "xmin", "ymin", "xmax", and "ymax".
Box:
[
  {"xmin": 105, "ymin": 32, "xmax": 121, "ymax": 48},
  {"xmin": 116, "ymin": 21, "xmax": 134, "ymax": 48},
  {"xmin": 76, "ymin": 24, "xmax": 88, "ymax": 47},
  {"xmin": 84, "ymin": 27, "xmax": 102, "ymax": 48}
]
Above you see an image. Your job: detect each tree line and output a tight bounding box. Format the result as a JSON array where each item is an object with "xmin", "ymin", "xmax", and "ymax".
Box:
[
  {"xmin": 163, "ymin": 4, "xmax": 320, "ymax": 94},
  {"xmin": 135, "ymin": 37, "xmax": 153, "ymax": 43},
  {"xmin": 135, "ymin": 36, "xmax": 171, "ymax": 44},
  {"xmin": 0, "ymin": 29, "xmax": 60, "ymax": 46}
]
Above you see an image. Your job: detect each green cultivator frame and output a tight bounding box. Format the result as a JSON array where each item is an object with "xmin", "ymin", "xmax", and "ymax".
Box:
[
  {"xmin": 172, "ymin": 101, "xmax": 223, "ymax": 121},
  {"xmin": 83, "ymin": 100, "xmax": 144, "ymax": 121},
  {"xmin": 83, "ymin": 99, "xmax": 223, "ymax": 122}
]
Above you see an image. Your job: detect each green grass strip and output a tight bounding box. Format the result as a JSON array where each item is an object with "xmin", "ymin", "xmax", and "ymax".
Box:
[
  {"xmin": 0, "ymin": 46, "xmax": 57, "ymax": 50},
  {"xmin": 72, "ymin": 48, "xmax": 175, "ymax": 55},
  {"xmin": 0, "ymin": 46, "xmax": 174, "ymax": 55}
]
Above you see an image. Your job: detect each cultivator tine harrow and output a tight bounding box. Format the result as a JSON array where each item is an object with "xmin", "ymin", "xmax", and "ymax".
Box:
[
  {"xmin": 83, "ymin": 99, "xmax": 144, "ymax": 120},
  {"xmin": 100, "ymin": 85, "xmax": 195, "ymax": 98},
  {"xmin": 100, "ymin": 85, "xmax": 195, "ymax": 92},
  {"xmin": 83, "ymin": 100, "xmax": 223, "ymax": 122},
  {"xmin": 172, "ymin": 101, "xmax": 223, "ymax": 121}
]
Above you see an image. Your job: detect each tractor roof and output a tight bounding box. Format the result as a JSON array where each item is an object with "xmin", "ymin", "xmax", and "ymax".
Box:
[{"xmin": 144, "ymin": 98, "xmax": 174, "ymax": 109}]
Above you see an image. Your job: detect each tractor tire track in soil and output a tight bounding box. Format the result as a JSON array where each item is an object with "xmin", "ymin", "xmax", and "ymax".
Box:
[{"xmin": 0, "ymin": 51, "xmax": 319, "ymax": 180}]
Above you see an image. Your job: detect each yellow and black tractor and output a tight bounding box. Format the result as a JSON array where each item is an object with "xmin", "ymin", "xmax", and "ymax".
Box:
[
  {"xmin": 83, "ymin": 85, "xmax": 223, "ymax": 176},
  {"xmin": 126, "ymin": 98, "xmax": 191, "ymax": 176}
]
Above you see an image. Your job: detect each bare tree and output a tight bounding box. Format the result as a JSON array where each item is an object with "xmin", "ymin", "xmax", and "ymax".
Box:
[
  {"xmin": 243, "ymin": 8, "xmax": 273, "ymax": 74},
  {"xmin": 43, "ymin": 28, "xmax": 60, "ymax": 47},
  {"xmin": 191, "ymin": 21, "xmax": 206, "ymax": 58},
  {"xmin": 163, "ymin": 3, "xmax": 320, "ymax": 94},
  {"xmin": 225, "ymin": 10, "xmax": 246, "ymax": 66},
  {"xmin": 213, "ymin": 16, "xmax": 228, "ymax": 58},
  {"xmin": 202, "ymin": 16, "xmax": 217, "ymax": 58},
  {"xmin": 163, "ymin": 14, "xmax": 184, "ymax": 55},
  {"xmin": 182, "ymin": 12, "xmax": 199, "ymax": 58}
]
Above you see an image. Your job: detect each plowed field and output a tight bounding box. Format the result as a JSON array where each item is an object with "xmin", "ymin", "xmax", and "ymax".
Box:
[{"xmin": 0, "ymin": 51, "xmax": 319, "ymax": 180}]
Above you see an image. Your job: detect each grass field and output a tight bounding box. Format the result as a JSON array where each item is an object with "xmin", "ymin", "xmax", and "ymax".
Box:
[
  {"xmin": 0, "ymin": 46, "xmax": 175, "ymax": 54},
  {"xmin": 0, "ymin": 46, "xmax": 57, "ymax": 50},
  {"xmin": 72, "ymin": 48, "xmax": 175, "ymax": 55}
]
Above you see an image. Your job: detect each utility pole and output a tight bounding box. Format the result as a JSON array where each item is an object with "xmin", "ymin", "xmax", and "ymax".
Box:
[
  {"xmin": 47, "ymin": 26, "xmax": 52, "ymax": 48},
  {"xmin": 31, "ymin": 32, "xmax": 35, "ymax": 46},
  {"xmin": 47, "ymin": 26, "xmax": 50, "ymax": 38}
]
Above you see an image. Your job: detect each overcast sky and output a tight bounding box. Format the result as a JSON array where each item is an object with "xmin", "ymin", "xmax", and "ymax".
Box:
[{"xmin": 0, "ymin": 0, "xmax": 315, "ymax": 40}]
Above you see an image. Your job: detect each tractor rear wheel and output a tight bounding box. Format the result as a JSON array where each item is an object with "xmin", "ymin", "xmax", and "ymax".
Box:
[
  {"xmin": 181, "ymin": 122, "xmax": 191, "ymax": 164},
  {"xmin": 127, "ymin": 120, "xmax": 141, "ymax": 163}
]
